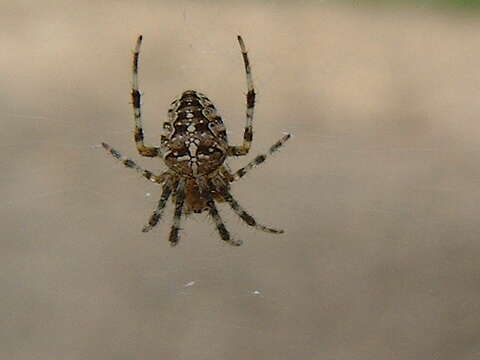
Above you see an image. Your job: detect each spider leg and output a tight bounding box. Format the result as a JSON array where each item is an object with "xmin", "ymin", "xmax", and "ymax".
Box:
[
  {"xmin": 131, "ymin": 35, "xmax": 160, "ymax": 158},
  {"xmin": 142, "ymin": 181, "xmax": 173, "ymax": 232},
  {"xmin": 220, "ymin": 188, "xmax": 284, "ymax": 234},
  {"xmin": 206, "ymin": 197, "xmax": 242, "ymax": 246},
  {"xmin": 197, "ymin": 179, "xmax": 241, "ymax": 246},
  {"xmin": 228, "ymin": 35, "xmax": 255, "ymax": 157},
  {"xmin": 102, "ymin": 142, "xmax": 167, "ymax": 184},
  {"xmin": 230, "ymin": 133, "xmax": 290, "ymax": 182},
  {"xmin": 168, "ymin": 179, "xmax": 186, "ymax": 246}
]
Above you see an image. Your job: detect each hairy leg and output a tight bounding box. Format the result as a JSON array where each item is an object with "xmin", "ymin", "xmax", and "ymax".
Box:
[
  {"xmin": 168, "ymin": 179, "xmax": 186, "ymax": 246},
  {"xmin": 142, "ymin": 180, "xmax": 173, "ymax": 232},
  {"xmin": 221, "ymin": 188, "xmax": 283, "ymax": 234},
  {"xmin": 231, "ymin": 133, "xmax": 290, "ymax": 181},
  {"xmin": 131, "ymin": 35, "xmax": 160, "ymax": 157},
  {"xmin": 102, "ymin": 142, "xmax": 167, "ymax": 184},
  {"xmin": 228, "ymin": 35, "xmax": 255, "ymax": 157}
]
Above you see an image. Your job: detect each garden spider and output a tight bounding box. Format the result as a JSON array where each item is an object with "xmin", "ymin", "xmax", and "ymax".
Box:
[{"xmin": 102, "ymin": 35, "xmax": 290, "ymax": 246}]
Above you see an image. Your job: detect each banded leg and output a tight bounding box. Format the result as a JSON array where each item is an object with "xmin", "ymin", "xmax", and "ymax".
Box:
[
  {"xmin": 197, "ymin": 178, "xmax": 240, "ymax": 246},
  {"xmin": 221, "ymin": 189, "xmax": 283, "ymax": 234},
  {"xmin": 102, "ymin": 142, "xmax": 167, "ymax": 184},
  {"xmin": 142, "ymin": 181, "xmax": 173, "ymax": 232},
  {"xmin": 228, "ymin": 35, "xmax": 255, "ymax": 157},
  {"xmin": 168, "ymin": 180, "xmax": 186, "ymax": 246},
  {"xmin": 132, "ymin": 35, "xmax": 159, "ymax": 157},
  {"xmin": 206, "ymin": 197, "xmax": 242, "ymax": 246},
  {"xmin": 231, "ymin": 133, "xmax": 291, "ymax": 181}
]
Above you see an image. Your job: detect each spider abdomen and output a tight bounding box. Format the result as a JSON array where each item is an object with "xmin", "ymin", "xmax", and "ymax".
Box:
[{"xmin": 163, "ymin": 90, "xmax": 228, "ymax": 177}]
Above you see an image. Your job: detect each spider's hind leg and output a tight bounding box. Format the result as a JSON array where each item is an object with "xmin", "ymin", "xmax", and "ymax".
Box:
[
  {"xmin": 131, "ymin": 35, "xmax": 161, "ymax": 158},
  {"xmin": 228, "ymin": 35, "xmax": 255, "ymax": 157}
]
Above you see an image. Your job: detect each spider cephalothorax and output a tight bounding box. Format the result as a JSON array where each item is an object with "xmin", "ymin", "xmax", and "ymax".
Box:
[{"xmin": 102, "ymin": 35, "xmax": 290, "ymax": 246}]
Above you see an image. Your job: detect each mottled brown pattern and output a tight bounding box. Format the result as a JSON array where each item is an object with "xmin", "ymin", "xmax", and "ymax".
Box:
[{"xmin": 102, "ymin": 35, "xmax": 290, "ymax": 246}]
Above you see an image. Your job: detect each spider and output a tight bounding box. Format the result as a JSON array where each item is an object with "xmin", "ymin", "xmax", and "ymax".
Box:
[{"xmin": 102, "ymin": 35, "xmax": 290, "ymax": 246}]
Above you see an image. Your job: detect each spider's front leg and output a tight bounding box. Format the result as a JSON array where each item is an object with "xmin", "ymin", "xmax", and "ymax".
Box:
[
  {"xmin": 221, "ymin": 188, "xmax": 284, "ymax": 234},
  {"xmin": 228, "ymin": 35, "xmax": 255, "ymax": 157},
  {"xmin": 142, "ymin": 179, "xmax": 174, "ymax": 233},
  {"xmin": 198, "ymin": 178, "xmax": 241, "ymax": 246},
  {"xmin": 211, "ymin": 177, "xmax": 283, "ymax": 234},
  {"xmin": 168, "ymin": 179, "xmax": 186, "ymax": 246},
  {"xmin": 132, "ymin": 35, "xmax": 161, "ymax": 158}
]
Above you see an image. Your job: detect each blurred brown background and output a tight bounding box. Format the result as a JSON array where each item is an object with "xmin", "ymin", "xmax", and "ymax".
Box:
[{"xmin": 2, "ymin": 1, "xmax": 480, "ymax": 359}]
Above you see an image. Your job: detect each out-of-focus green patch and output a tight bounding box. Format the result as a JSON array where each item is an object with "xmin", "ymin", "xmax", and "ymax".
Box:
[{"xmin": 347, "ymin": 0, "xmax": 480, "ymax": 10}]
